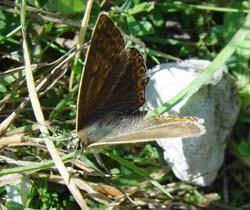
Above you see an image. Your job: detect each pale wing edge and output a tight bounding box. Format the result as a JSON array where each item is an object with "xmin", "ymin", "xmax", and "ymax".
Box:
[{"xmin": 87, "ymin": 119, "xmax": 206, "ymax": 149}]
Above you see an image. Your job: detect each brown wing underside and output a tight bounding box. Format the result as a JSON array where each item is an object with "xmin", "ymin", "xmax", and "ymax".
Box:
[{"xmin": 77, "ymin": 13, "xmax": 147, "ymax": 132}]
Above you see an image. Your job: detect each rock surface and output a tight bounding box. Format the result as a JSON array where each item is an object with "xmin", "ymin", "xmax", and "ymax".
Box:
[{"xmin": 142, "ymin": 59, "xmax": 240, "ymax": 186}]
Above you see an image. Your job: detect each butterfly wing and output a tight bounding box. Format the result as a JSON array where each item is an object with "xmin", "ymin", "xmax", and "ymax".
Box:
[
  {"xmin": 77, "ymin": 13, "xmax": 125, "ymax": 133},
  {"xmin": 87, "ymin": 116, "xmax": 205, "ymax": 148},
  {"xmin": 77, "ymin": 13, "xmax": 206, "ymax": 148},
  {"xmin": 107, "ymin": 47, "xmax": 148, "ymax": 114},
  {"xmin": 77, "ymin": 13, "xmax": 147, "ymax": 142}
]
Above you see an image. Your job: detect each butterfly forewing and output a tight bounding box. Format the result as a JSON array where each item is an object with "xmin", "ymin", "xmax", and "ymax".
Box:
[
  {"xmin": 77, "ymin": 13, "xmax": 126, "ymax": 133},
  {"xmin": 87, "ymin": 116, "xmax": 205, "ymax": 148}
]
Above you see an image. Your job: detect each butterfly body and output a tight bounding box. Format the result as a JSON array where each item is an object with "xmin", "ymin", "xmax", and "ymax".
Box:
[{"xmin": 76, "ymin": 13, "xmax": 206, "ymax": 148}]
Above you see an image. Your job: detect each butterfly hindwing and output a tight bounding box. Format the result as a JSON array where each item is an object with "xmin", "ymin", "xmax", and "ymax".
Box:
[{"xmin": 105, "ymin": 47, "xmax": 148, "ymax": 115}]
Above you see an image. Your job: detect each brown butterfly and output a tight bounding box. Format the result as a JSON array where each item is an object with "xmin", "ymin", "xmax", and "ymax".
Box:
[{"xmin": 76, "ymin": 13, "xmax": 205, "ymax": 149}]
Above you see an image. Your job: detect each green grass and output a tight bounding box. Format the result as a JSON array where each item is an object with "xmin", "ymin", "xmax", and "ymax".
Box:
[{"xmin": 0, "ymin": 0, "xmax": 250, "ymax": 209}]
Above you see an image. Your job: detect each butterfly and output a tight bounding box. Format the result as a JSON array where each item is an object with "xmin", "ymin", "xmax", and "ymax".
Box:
[{"xmin": 76, "ymin": 13, "xmax": 205, "ymax": 149}]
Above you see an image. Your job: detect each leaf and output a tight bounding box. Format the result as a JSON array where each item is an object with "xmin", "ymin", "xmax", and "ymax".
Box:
[
  {"xmin": 128, "ymin": 2, "xmax": 154, "ymax": 15},
  {"xmin": 0, "ymin": 10, "xmax": 6, "ymax": 31},
  {"xmin": 233, "ymin": 141, "xmax": 250, "ymax": 158},
  {"xmin": 5, "ymin": 201, "xmax": 24, "ymax": 210},
  {"xmin": 102, "ymin": 150, "xmax": 173, "ymax": 199},
  {"xmin": 126, "ymin": 15, "xmax": 154, "ymax": 36},
  {"xmin": 45, "ymin": 0, "xmax": 85, "ymax": 14},
  {"xmin": 149, "ymin": 10, "xmax": 164, "ymax": 27},
  {"xmin": 0, "ymin": 82, "xmax": 7, "ymax": 93}
]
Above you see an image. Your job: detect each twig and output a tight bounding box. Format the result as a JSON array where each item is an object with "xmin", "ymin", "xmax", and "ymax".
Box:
[
  {"xmin": 0, "ymin": 1, "xmax": 81, "ymax": 27},
  {"xmin": 20, "ymin": 1, "xmax": 88, "ymax": 209},
  {"xmin": 0, "ymin": 46, "xmax": 78, "ymax": 134},
  {"xmin": 69, "ymin": 0, "xmax": 95, "ymax": 90}
]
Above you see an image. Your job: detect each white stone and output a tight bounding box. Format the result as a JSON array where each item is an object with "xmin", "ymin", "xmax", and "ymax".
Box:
[{"xmin": 142, "ymin": 59, "xmax": 240, "ymax": 186}]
